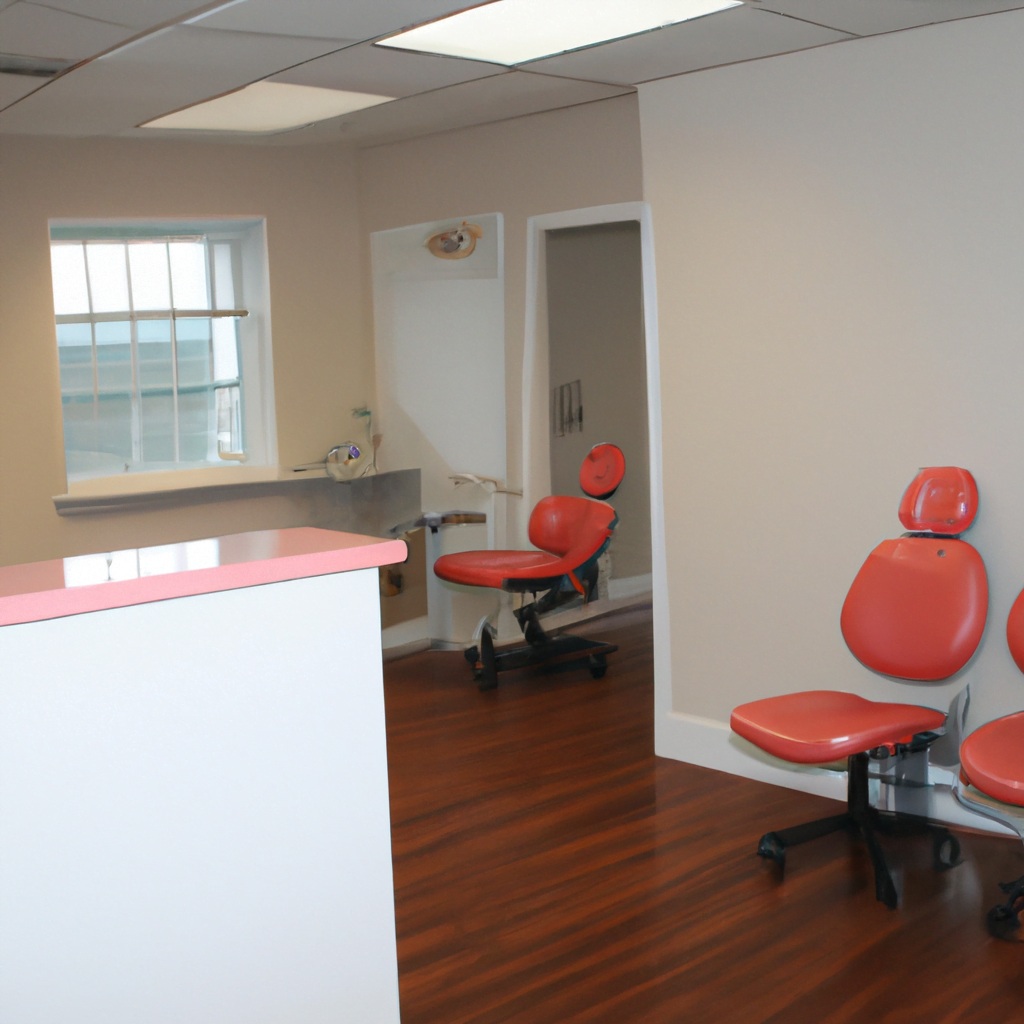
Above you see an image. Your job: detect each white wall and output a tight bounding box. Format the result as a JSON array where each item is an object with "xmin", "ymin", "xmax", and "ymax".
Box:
[{"xmin": 641, "ymin": 10, "xmax": 1024, "ymax": 786}]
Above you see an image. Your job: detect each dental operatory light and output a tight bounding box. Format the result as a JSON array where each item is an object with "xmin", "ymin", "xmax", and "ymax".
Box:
[
  {"xmin": 377, "ymin": 0, "xmax": 742, "ymax": 65},
  {"xmin": 425, "ymin": 223, "xmax": 482, "ymax": 259},
  {"xmin": 141, "ymin": 81, "xmax": 393, "ymax": 133}
]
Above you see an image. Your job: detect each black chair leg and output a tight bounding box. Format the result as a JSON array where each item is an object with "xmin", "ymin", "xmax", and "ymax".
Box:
[
  {"xmin": 860, "ymin": 821, "xmax": 900, "ymax": 909},
  {"xmin": 754, "ymin": 752, "xmax": 959, "ymax": 909},
  {"xmin": 477, "ymin": 627, "xmax": 498, "ymax": 691},
  {"xmin": 757, "ymin": 814, "xmax": 851, "ymax": 871},
  {"xmin": 988, "ymin": 874, "xmax": 1024, "ymax": 938}
]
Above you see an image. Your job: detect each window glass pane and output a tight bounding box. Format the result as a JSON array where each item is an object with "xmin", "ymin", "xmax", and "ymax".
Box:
[
  {"xmin": 140, "ymin": 393, "xmax": 175, "ymax": 462},
  {"xmin": 214, "ymin": 243, "xmax": 235, "ymax": 309},
  {"xmin": 216, "ymin": 384, "xmax": 243, "ymax": 453},
  {"xmin": 169, "ymin": 241, "xmax": 209, "ymax": 308},
  {"xmin": 128, "ymin": 243, "xmax": 171, "ymax": 310},
  {"xmin": 85, "ymin": 244, "xmax": 130, "ymax": 313},
  {"xmin": 95, "ymin": 321, "xmax": 132, "ymax": 395},
  {"xmin": 62, "ymin": 395, "xmax": 98, "ymax": 465},
  {"xmin": 50, "ymin": 244, "xmax": 90, "ymax": 315},
  {"xmin": 176, "ymin": 317, "xmax": 212, "ymax": 387},
  {"xmin": 137, "ymin": 319, "xmax": 172, "ymax": 391},
  {"xmin": 178, "ymin": 389, "xmax": 215, "ymax": 462},
  {"xmin": 94, "ymin": 394, "xmax": 134, "ymax": 463},
  {"xmin": 212, "ymin": 317, "xmax": 239, "ymax": 380},
  {"xmin": 56, "ymin": 322, "xmax": 92, "ymax": 347},
  {"xmin": 57, "ymin": 322, "xmax": 94, "ymax": 400},
  {"xmin": 57, "ymin": 335, "xmax": 93, "ymax": 397}
]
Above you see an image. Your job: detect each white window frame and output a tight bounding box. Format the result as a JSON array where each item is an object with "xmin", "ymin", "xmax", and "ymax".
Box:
[{"xmin": 49, "ymin": 218, "xmax": 277, "ymax": 483}]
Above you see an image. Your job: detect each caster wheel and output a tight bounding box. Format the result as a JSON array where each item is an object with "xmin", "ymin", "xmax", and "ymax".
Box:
[
  {"xmin": 987, "ymin": 902, "xmax": 1021, "ymax": 940},
  {"xmin": 588, "ymin": 653, "xmax": 608, "ymax": 679},
  {"xmin": 464, "ymin": 646, "xmax": 479, "ymax": 665},
  {"xmin": 757, "ymin": 832, "xmax": 786, "ymax": 870},
  {"xmin": 932, "ymin": 831, "xmax": 961, "ymax": 871}
]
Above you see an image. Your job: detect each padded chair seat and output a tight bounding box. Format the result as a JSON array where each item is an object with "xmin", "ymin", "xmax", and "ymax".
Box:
[
  {"xmin": 960, "ymin": 712, "xmax": 1024, "ymax": 808},
  {"xmin": 434, "ymin": 550, "xmax": 573, "ymax": 589},
  {"xmin": 435, "ymin": 495, "xmax": 618, "ymax": 591},
  {"xmin": 731, "ymin": 690, "xmax": 946, "ymax": 764}
]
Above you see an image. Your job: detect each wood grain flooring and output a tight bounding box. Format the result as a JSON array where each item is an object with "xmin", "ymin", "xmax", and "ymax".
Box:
[{"xmin": 383, "ymin": 606, "xmax": 1024, "ymax": 1024}]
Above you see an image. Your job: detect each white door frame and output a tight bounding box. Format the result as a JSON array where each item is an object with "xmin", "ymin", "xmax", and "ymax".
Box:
[{"xmin": 521, "ymin": 201, "xmax": 671, "ymax": 717}]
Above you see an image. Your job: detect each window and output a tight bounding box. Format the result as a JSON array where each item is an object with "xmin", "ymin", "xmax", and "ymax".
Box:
[{"xmin": 48, "ymin": 220, "xmax": 275, "ymax": 482}]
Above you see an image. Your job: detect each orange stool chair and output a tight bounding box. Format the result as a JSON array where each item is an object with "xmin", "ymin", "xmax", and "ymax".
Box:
[
  {"xmin": 434, "ymin": 443, "xmax": 625, "ymax": 690},
  {"xmin": 954, "ymin": 592, "xmax": 1024, "ymax": 936},
  {"xmin": 732, "ymin": 467, "xmax": 987, "ymax": 908}
]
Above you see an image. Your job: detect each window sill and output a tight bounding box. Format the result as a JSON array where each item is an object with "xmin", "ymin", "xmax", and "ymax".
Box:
[{"xmin": 53, "ymin": 465, "xmax": 333, "ymax": 516}]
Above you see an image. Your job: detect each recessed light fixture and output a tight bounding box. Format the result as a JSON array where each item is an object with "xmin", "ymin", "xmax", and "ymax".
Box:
[
  {"xmin": 377, "ymin": 0, "xmax": 742, "ymax": 66},
  {"xmin": 140, "ymin": 81, "xmax": 393, "ymax": 133}
]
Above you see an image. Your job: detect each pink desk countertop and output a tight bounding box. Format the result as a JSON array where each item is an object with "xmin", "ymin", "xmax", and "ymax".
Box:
[{"xmin": 0, "ymin": 528, "xmax": 407, "ymax": 627}]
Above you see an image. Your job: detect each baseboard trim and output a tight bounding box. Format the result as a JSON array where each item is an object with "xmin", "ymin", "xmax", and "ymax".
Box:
[
  {"xmin": 608, "ymin": 573, "xmax": 653, "ymax": 601},
  {"xmin": 656, "ymin": 710, "xmax": 1016, "ymax": 837},
  {"xmin": 382, "ymin": 615, "xmax": 429, "ymax": 651}
]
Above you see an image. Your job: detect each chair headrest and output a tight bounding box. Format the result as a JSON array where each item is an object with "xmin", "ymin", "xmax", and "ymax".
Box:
[
  {"xmin": 580, "ymin": 443, "xmax": 625, "ymax": 500},
  {"xmin": 897, "ymin": 466, "xmax": 978, "ymax": 534}
]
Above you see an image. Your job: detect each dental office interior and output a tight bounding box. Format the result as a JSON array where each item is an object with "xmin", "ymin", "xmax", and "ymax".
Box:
[{"xmin": 4, "ymin": 1, "xmax": 1024, "ymax": 1021}]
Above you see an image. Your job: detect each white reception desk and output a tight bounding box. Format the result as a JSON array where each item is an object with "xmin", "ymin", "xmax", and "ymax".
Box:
[{"xmin": 0, "ymin": 527, "xmax": 407, "ymax": 1024}]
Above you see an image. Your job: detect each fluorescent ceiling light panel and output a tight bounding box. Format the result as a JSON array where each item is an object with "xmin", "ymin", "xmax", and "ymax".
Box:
[
  {"xmin": 141, "ymin": 81, "xmax": 393, "ymax": 132},
  {"xmin": 378, "ymin": 0, "xmax": 743, "ymax": 65}
]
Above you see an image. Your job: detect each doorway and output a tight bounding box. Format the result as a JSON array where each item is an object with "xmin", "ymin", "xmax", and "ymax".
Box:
[
  {"xmin": 546, "ymin": 220, "xmax": 650, "ymax": 595},
  {"xmin": 521, "ymin": 201, "xmax": 667, "ymax": 702}
]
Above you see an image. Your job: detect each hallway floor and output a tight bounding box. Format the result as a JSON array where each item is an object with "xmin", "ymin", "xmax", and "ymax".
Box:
[{"xmin": 383, "ymin": 606, "xmax": 1024, "ymax": 1024}]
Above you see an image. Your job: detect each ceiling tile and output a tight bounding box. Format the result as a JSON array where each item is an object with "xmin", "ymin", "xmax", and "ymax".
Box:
[
  {"xmin": 524, "ymin": 5, "xmax": 852, "ymax": 86},
  {"xmin": 266, "ymin": 70, "xmax": 632, "ymax": 148},
  {"xmin": 35, "ymin": 0, "xmax": 208, "ymax": 29},
  {"xmin": 196, "ymin": 0, "xmax": 481, "ymax": 41},
  {"xmin": 270, "ymin": 40, "xmax": 502, "ymax": 98},
  {"xmin": 0, "ymin": 24, "xmax": 353, "ymax": 134},
  {"xmin": 0, "ymin": 69, "xmax": 40, "ymax": 106},
  {"xmin": 0, "ymin": 2, "xmax": 135, "ymax": 60},
  {"xmin": 755, "ymin": 0, "xmax": 1024, "ymax": 36}
]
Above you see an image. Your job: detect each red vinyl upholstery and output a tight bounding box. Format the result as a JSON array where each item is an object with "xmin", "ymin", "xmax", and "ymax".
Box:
[
  {"xmin": 1006, "ymin": 587, "xmax": 1024, "ymax": 675},
  {"xmin": 960, "ymin": 712, "xmax": 1024, "ymax": 808},
  {"xmin": 434, "ymin": 495, "xmax": 617, "ymax": 590},
  {"xmin": 580, "ymin": 443, "xmax": 626, "ymax": 499},
  {"xmin": 731, "ymin": 691, "xmax": 946, "ymax": 764},
  {"xmin": 841, "ymin": 537, "xmax": 987, "ymax": 679},
  {"xmin": 733, "ymin": 467, "xmax": 985, "ymax": 764},
  {"xmin": 898, "ymin": 466, "xmax": 978, "ymax": 534}
]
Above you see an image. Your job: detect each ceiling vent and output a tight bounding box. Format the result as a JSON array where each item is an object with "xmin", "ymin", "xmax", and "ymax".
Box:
[{"xmin": 0, "ymin": 53, "xmax": 73, "ymax": 78}]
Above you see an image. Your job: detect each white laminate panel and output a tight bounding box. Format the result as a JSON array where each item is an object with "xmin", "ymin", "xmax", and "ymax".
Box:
[{"xmin": 0, "ymin": 568, "xmax": 400, "ymax": 1024}]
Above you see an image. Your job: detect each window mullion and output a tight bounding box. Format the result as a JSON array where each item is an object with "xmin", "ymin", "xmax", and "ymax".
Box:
[
  {"xmin": 169, "ymin": 314, "xmax": 181, "ymax": 463},
  {"xmin": 167, "ymin": 241, "xmax": 180, "ymax": 463},
  {"xmin": 125, "ymin": 245, "xmax": 141, "ymax": 464},
  {"xmin": 80, "ymin": 245, "xmax": 99, "ymax": 415}
]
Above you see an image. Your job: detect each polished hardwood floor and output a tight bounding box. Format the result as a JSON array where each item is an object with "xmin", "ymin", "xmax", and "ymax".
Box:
[{"xmin": 383, "ymin": 606, "xmax": 1024, "ymax": 1023}]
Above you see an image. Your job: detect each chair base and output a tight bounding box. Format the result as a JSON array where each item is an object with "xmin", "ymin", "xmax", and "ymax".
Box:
[
  {"xmin": 952, "ymin": 776, "xmax": 1024, "ymax": 939},
  {"xmin": 465, "ymin": 628, "xmax": 618, "ymax": 691},
  {"xmin": 756, "ymin": 752, "xmax": 960, "ymax": 909}
]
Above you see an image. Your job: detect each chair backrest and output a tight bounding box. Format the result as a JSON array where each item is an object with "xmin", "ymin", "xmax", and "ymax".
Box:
[
  {"xmin": 580, "ymin": 443, "xmax": 625, "ymax": 500},
  {"xmin": 1006, "ymin": 588, "xmax": 1024, "ymax": 675},
  {"xmin": 840, "ymin": 467, "xmax": 987, "ymax": 680},
  {"xmin": 528, "ymin": 496, "xmax": 618, "ymax": 565}
]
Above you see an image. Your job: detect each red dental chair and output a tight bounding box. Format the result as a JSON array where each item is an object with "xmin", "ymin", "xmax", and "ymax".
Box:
[
  {"xmin": 954, "ymin": 590, "xmax": 1024, "ymax": 936},
  {"xmin": 434, "ymin": 443, "xmax": 625, "ymax": 690},
  {"xmin": 731, "ymin": 467, "xmax": 987, "ymax": 908}
]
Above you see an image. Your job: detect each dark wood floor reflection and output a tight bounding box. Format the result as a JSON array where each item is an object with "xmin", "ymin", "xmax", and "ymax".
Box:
[{"xmin": 383, "ymin": 606, "xmax": 1024, "ymax": 1024}]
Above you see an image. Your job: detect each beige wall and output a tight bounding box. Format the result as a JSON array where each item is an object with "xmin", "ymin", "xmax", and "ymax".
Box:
[
  {"xmin": 640, "ymin": 9, "xmax": 1024, "ymax": 741},
  {"xmin": 0, "ymin": 135, "xmax": 370, "ymax": 564},
  {"xmin": 356, "ymin": 95, "xmax": 644, "ymax": 542}
]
